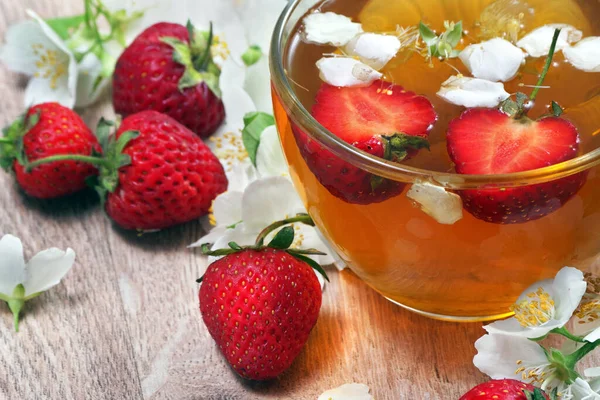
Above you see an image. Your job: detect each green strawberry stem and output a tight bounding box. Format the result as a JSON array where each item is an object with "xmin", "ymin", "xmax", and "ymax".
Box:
[
  {"xmin": 0, "ymin": 138, "xmax": 13, "ymax": 144},
  {"xmin": 26, "ymin": 154, "xmax": 109, "ymax": 171},
  {"xmin": 255, "ymin": 214, "xmax": 315, "ymax": 246},
  {"xmin": 530, "ymin": 28, "xmax": 561, "ymax": 102}
]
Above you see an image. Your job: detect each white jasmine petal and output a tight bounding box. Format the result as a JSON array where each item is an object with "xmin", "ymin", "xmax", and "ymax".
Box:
[
  {"xmin": 303, "ymin": 12, "xmax": 363, "ymax": 46},
  {"xmin": 0, "ymin": 235, "xmax": 26, "ymax": 297},
  {"xmin": 564, "ymin": 37, "xmax": 600, "ymax": 72},
  {"xmin": 459, "ymin": 38, "xmax": 526, "ymax": 82},
  {"xmin": 317, "ymin": 57, "xmax": 382, "ymax": 87},
  {"xmin": 24, "ymin": 248, "xmax": 75, "ymax": 297},
  {"xmin": 233, "ymin": 0, "xmax": 287, "ymax": 51},
  {"xmin": 437, "ymin": 76, "xmax": 510, "ymax": 108},
  {"xmin": 75, "ymin": 53, "xmax": 110, "ymax": 108},
  {"xmin": 318, "ymin": 383, "xmax": 374, "ymax": 400},
  {"xmin": 206, "ymin": 223, "xmax": 256, "ymax": 264},
  {"xmin": 241, "ymin": 177, "xmax": 305, "ymax": 232},
  {"xmin": 213, "ymin": 191, "xmax": 244, "ymax": 228},
  {"xmin": 406, "ymin": 183, "xmax": 463, "ymax": 225},
  {"xmin": 256, "ymin": 125, "xmax": 289, "ymax": 178},
  {"xmin": 485, "ymin": 267, "xmax": 586, "ymax": 338},
  {"xmin": 344, "ymin": 33, "xmax": 401, "ymax": 70},
  {"xmin": 245, "ymin": 57, "xmax": 273, "ymax": 113},
  {"xmin": 473, "ymin": 334, "xmax": 549, "ymax": 380},
  {"xmin": 190, "ymin": 226, "xmax": 228, "ymax": 248},
  {"xmin": 570, "ymin": 378, "xmax": 600, "ymax": 400},
  {"xmin": 517, "ymin": 24, "xmax": 583, "ymax": 57}
]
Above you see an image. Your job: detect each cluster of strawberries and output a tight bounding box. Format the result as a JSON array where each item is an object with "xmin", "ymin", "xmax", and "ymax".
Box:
[
  {"xmin": 1, "ymin": 22, "xmax": 228, "ymax": 231},
  {"xmin": 2, "ymin": 21, "xmax": 328, "ymax": 382}
]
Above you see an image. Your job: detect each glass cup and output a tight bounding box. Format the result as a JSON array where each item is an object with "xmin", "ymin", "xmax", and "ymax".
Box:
[{"xmin": 269, "ymin": 0, "xmax": 600, "ymax": 321}]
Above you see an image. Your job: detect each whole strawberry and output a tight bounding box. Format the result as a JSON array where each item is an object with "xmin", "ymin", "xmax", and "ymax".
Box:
[
  {"xmin": 459, "ymin": 380, "xmax": 551, "ymax": 400},
  {"xmin": 294, "ymin": 81, "xmax": 436, "ymax": 205},
  {"xmin": 113, "ymin": 22, "xmax": 225, "ymax": 138},
  {"xmin": 198, "ymin": 218, "xmax": 326, "ymax": 380},
  {"xmin": 27, "ymin": 111, "xmax": 228, "ymax": 230},
  {"xmin": 0, "ymin": 102, "xmax": 100, "ymax": 198}
]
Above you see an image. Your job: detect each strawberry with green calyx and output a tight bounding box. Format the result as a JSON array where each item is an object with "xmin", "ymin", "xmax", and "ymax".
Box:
[
  {"xmin": 459, "ymin": 379, "xmax": 552, "ymax": 400},
  {"xmin": 295, "ymin": 81, "xmax": 436, "ymax": 205},
  {"xmin": 112, "ymin": 21, "xmax": 225, "ymax": 138},
  {"xmin": 198, "ymin": 214, "xmax": 327, "ymax": 380},
  {"xmin": 26, "ymin": 110, "xmax": 228, "ymax": 230},
  {"xmin": 447, "ymin": 29, "xmax": 587, "ymax": 224},
  {"xmin": 0, "ymin": 102, "xmax": 101, "ymax": 199}
]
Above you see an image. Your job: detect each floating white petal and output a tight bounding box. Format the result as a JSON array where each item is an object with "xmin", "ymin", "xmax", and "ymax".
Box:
[
  {"xmin": 318, "ymin": 383, "xmax": 374, "ymax": 400},
  {"xmin": 406, "ymin": 183, "xmax": 463, "ymax": 225},
  {"xmin": 303, "ymin": 12, "xmax": 363, "ymax": 46},
  {"xmin": 317, "ymin": 57, "xmax": 382, "ymax": 87},
  {"xmin": 459, "ymin": 38, "xmax": 526, "ymax": 82},
  {"xmin": 212, "ymin": 191, "xmax": 244, "ymax": 228},
  {"xmin": 564, "ymin": 37, "xmax": 600, "ymax": 72},
  {"xmin": 517, "ymin": 24, "xmax": 583, "ymax": 57},
  {"xmin": 437, "ymin": 76, "xmax": 510, "ymax": 108},
  {"xmin": 344, "ymin": 33, "xmax": 401, "ymax": 70}
]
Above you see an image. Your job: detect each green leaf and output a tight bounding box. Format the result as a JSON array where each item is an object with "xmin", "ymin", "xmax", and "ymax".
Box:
[
  {"xmin": 242, "ymin": 112, "xmax": 276, "ymax": 165},
  {"xmin": 551, "ymin": 101, "xmax": 564, "ymax": 117},
  {"xmin": 382, "ymin": 133, "xmax": 430, "ymax": 162},
  {"xmin": 96, "ymin": 118, "xmax": 114, "ymax": 151},
  {"xmin": 46, "ymin": 15, "xmax": 86, "ymax": 40},
  {"xmin": 419, "ymin": 22, "xmax": 438, "ymax": 46},
  {"xmin": 370, "ymin": 175, "xmax": 385, "ymax": 192},
  {"xmin": 289, "ymin": 253, "xmax": 330, "ymax": 282},
  {"xmin": 445, "ymin": 21, "xmax": 463, "ymax": 47},
  {"xmin": 242, "ymin": 45, "xmax": 263, "ymax": 66},
  {"xmin": 268, "ymin": 226, "xmax": 295, "ymax": 249}
]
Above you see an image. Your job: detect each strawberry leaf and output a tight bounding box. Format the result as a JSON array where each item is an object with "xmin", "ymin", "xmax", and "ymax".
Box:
[
  {"xmin": 242, "ymin": 112, "xmax": 275, "ymax": 166},
  {"xmin": 419, "ymin": 22, "xmax": 437, "ymax": 46},
  {"xmin": 288, "ymin": 252, "xmax": 329, "ymax": 282},
  {"xmin": 524, "ymin": 388, "xmax": 550, "ymax": 400},
  {"xmin": 268, "ymin": 226, "xmax": 295, "ymax": 249}
]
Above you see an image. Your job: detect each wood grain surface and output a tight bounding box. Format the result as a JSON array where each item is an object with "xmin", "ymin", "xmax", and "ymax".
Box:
[{"xmin": 1, "ymin": 2, "xmax": 598, "ymax": 400}]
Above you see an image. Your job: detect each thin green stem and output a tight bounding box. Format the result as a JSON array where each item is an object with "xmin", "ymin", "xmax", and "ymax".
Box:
[
  {"xmin": 530, "ymin": 28, "xmax": 561, "ymax": 102},
  {"xmin": 566, "ymin": 339, "xmax": 600, "ymax": 368},
  {"xmin": 551, "ymin": 327, "xmax": 586, "ymax": 343},
  {"xmin": 0, "ymin": 138, "xmax": 13, "ymax": 144},
  {"xmin": 26, "ymin": 154, "xmax": 107, "ymax": 171},
  {"xmin": 254, "ymin": 214, "xmax": 315, "ymax": 246}
]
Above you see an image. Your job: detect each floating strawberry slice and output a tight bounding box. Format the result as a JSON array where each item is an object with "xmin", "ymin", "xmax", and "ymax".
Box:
[
  {"xmin": 293, "ymin": 81, "xmax": 437, "ymax": 205},
  {"xmin": 447, "ymin": 108, "xmax": 586, "ymax": 224}
]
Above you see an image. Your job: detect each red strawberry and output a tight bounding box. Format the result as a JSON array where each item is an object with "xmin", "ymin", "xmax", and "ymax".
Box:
[
  {"xmin": 293, "ymin": 81, "xmax": 437, "ymax": 204},
  {"xmin": 112, "ymin": 22, "xmax": 225, "ymax": 138},
  {"xmin": 447, "ymin": 108, "xmax": 586, "ymax": 224},
  {"xmin": 459, "ymin": 379, "xmax": 550, "ymax": 400},
  {"xmin": 198, "ymin": 221, "xmax": 325, "ymax": 380},
  {"xmin": 0, "ymin": 102, "xmax": 100, "ymax": 199},
  {"xmin": 26, "ymin": 111, "xmax": 228, "ymax": 230}
]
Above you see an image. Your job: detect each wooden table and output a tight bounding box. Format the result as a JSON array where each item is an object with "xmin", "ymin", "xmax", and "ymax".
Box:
[{"xmin": 0, "ymin": 2, "xmax": 596, "ymax": 399}]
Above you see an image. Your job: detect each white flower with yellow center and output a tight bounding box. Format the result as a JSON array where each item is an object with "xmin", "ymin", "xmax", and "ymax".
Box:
[
  {"xmin": 0, "ymin": 10, "xmax": 77, "ymax": 108},
  {"xmin": 473, "ymin": 334, "xmax": 573, "ymax": 395},
  {"xmin": 484, "ymin": 267, "xmax": 587, "ymax": 339},
  {"xmin": 191, "ymin": 177, "xmax": 334, "ymax": 288}
]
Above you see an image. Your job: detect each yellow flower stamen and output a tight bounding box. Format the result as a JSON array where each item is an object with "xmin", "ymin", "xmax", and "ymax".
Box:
[
  {"xmin": 210, "ymin": 131, "xmax": 249, "ymax": 172},
  {"xmin": 574, "ymin": 296, "xmax": 600, "ymax": 324},
  {"xmin": 32, "ymin": 43, "xmax": 67, "ymax": 90},
  {"xmin": 211, "ymin": 36, "xmax": 231, "ymax": 61},
  {"xmin": 510, "ymin": 287, "xmax": 556, "ymax": 328}
]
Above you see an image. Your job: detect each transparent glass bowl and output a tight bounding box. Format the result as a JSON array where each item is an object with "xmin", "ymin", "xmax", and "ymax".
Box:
[{"xmin": 269, "ymin": 0, "xmax": 600, "ymax": 321}]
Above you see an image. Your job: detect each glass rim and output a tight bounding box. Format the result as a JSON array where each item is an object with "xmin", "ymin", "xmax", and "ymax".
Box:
[{"xmin": 269, "ymin": 0, "xmax": 600, "ymax": 190}]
